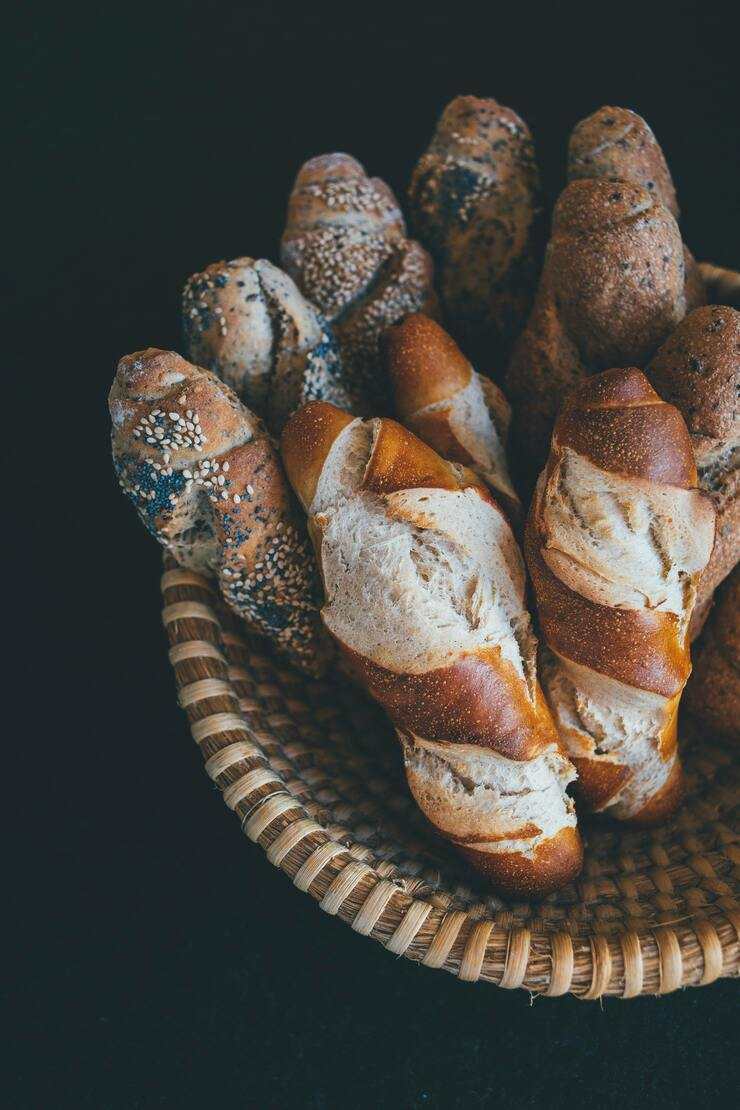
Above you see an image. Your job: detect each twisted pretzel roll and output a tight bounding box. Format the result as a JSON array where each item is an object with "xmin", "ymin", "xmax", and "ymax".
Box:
[
  {"xmin": 382, "ymin": 314, "xmax": 520, "ymax": 522},
  {"xmin": 506, "ymin": 178, "xmax": 691, "ymax": 493},
  {"xmin": 525, "ymin": 368, "xmax": 716, "ymax": 823},
  {"xmin": 182, "ymin": 256, "xmax": 359, "ymax": 434},
  {"xmin": 683, "ymin": 567, "xmax": 740, "ymax": 742},
  {"xmin": 280, "ymin": 153, "xmax": 438, "ymax": 410},
  {"xmin": 647, "ymin": 306, "xmax": 740, "ymax": 630},
  {"xmin": 408, "ymin": 95, "xmax": 541, "ymax": 366},
  {"xmin": 110, "ymin": 349, "xmax": 331, "ymax": 676},
  {"xmin": 568, "ymin": 105, "xmax": 706, "ymax": 311},
  {"xmin": 281, "ymin": 402, "xmax": 582, "ymax": 896}
]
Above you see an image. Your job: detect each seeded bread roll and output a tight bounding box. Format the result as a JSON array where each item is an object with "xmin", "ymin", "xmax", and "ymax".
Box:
[
  {"xmin": 526, "ymin": 368, "xmax": 716, "ymax": 823},
  {"xmin": 408, "ymin": 95, "xmax": 541, "ymax": 368},
  {"xmin": 683, "ymin": 568, "xmax": 740, "ymax": 741},
  {"xmin": 568, "ymin": 105, "xmax": 706, "ymax": 313},
  {"xmin": 647, "ymin": 306, "xmax": 740, "ymax": 629},
  {"xmin": 280, "ymin": 153, "xmax": 438, "ymax": 410},
  {"xmin": 505, "ymin": 179, "xmax": 691, "ymax": 493},
  {"xmin": 183, "ymin": 256, "xmax": 361, "ymax": 433},
  {"xmin": 280, "ymin": 402, "xmax": 582, "ymax": 897},
  {"xmin": 383, "ymin": 313, "xmax": 520, "ymax": 521},
  {"xmin": 110, "ymin": 349, "xmax": 331, "ymax": 676}
]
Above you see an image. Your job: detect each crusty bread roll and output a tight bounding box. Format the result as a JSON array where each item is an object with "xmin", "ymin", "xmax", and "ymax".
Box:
[
  {"xmin": 280, "ymin": 401, "xmax": 582, "ymax": 896},
  {"xmin": 383, "ymin": 314, "xmax": 520, "ymax": 521},
  {"xmin": 182, "ymin": 256, "xmax": 360, "ymax": 433},
  {"xmin": 110, "ymin": 349, "xmax": 331, "ymax": 675},
  {"xmin": 526, "ymin": 368, "xmax": 716, "ymax": 823},
  {"xmin": 647, "ymin": 306, "xmax": 740, "ymax": 630},
  {"xmin": 408, "ymin": 95, "xmax": 541, "ymax": 366},
  {"xmin": 568, "ymin": 106, "xmax": 679, "ymax": 217},
  {"xmin": 280, "ymin": 153, "xmax": 438, "ymax": 410},
  {"xmin": 505, "ymin": 179, "xmax": 691, "ymax": 493},
  {"xmin": 568, "ymin": 105, "xmax": 706, "ymax": 312},
  {"xmin": 683, "ymin": 567, "xmax": 740, "ymax": 742}
]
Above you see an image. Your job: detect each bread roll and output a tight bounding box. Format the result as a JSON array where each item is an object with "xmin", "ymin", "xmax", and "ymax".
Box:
[
  {"xmin": 182, "ymin": 256, "xmax": 359, "ymax": 433},
  {"xmin": 110, "ymin": 349, "xmax": 331, "ymax": 675},
  {"xmin": 526, "ymin": 368, "xmax": 716, "ymax": 823},
  {"xmin": 383, "ymin": 313, "xmax": 520, "ymax": 520},
  {"xmin": 647, "ymin": 306, "xmax": 740, "ymax": 627},
  {"xmin": 683, "ymin": 568, "xmax": 740, "ymax": 741},
  {"xmin": 281, "ymin": 153, "xmax": 438, "ymax": 410},
  {"xmin": 408, "ymin": 95, "xmax": 541, "ymax": 366},
  {"xmin": 280, "ymin": 402, "xmax": 582, "ymax": 896}
]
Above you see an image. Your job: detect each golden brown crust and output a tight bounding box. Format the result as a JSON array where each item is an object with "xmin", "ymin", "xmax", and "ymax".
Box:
[
  {"xmin": 340, "ymin": 644, "xmax": 560, "ymax": 762},
  {"xmin": 363, "ymin": 418, "xmax": 462, "ymax": 496},
  {"xmin": 525, "ymin": 368, "xmax": 711, "ymax": 821},
  {"xmin": 557, "ymin": 367, "xmax": 698, "ymax": 486},
  {"xmin": 683, "ymin": 568, "xmax": 740, "ymax": 741},
  {"xmin": 280, "ymin": 401, "xmax": 355, "ymax": 511},
  {"xmin": 382, "ymin": 314, "xmax": 472, "ymax": 415},
  {"xmin": 458, "ymin": 826, "xmax": 583, "ymax": 899},
  {"xmin": 525, "ymin": 520, "xmax": 690, "ymax": 698}
]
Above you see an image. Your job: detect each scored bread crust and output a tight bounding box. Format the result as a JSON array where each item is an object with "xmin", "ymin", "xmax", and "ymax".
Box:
[
  {"xmin": 383, "ymin": 314, "xmax": 520, "ymax": 522},
  {"xmin": 647, "ymin": 305, "xmax": 740, "ymax": 627},
  {"xmin": 110, "ymin": 348, "xmax": 332, "ymax": 676},
  {"xmin": 525, "ymin": 368, "xmax": 716, "ymax": 822},
  {"xmin": 280, "ymin": 153, "xmax": 438, "ymax": 411},
  {"xmin": 281, "ymin": 401, "xmax": 582, "ymax": 895}
]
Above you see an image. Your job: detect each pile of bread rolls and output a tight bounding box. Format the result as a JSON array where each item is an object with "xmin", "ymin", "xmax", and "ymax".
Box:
[{"xmin": 110, "ymin": 97, "xmax": 739, "ymax": 898}]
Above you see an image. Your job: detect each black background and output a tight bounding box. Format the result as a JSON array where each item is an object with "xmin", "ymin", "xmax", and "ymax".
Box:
[{"xmin": 9, "ymin": 2, "xmax": 739, "ymax": 1107}]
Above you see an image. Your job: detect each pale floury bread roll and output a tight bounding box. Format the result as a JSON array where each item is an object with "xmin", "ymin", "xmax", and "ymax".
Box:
[
  {"xmin": 280, "ymin": 402, "xmax": 582, "ymax": 897},
  {"xmin": 182, "ymin": 256, "xmax": 360, "ymax": 433},
  {"xmin": 109, "ymin": 349, "xmax": 331, "ymax": 676},
  {"xmin": 383, "ymin": 314, "xmax": 521, "ymax": 522},
  {"xmin": 408, "ymin": 95, "xmax": 541, "ymax": 365},
  {"xmin": 280, "ymin": 153, "xmax": 438, "ymax": 410},
  {"xmin": 647, "ymin": 306, "xmax": 740, "ymax": 631},
  {"xmin": 526, "ymin": 368, "xmax": 716, "ymax": 823}
]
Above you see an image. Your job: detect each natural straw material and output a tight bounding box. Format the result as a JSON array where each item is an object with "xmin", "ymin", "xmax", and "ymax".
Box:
[
  {"xmin": 157, "ymin": 263, "xmax": 739, "ymax": 999},
  {"xmin": 161, "ymin": 563, "xmax": 738, "ymax": 999}
]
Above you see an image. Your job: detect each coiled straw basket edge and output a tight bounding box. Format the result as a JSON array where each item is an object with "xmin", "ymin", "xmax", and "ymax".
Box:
[{"xmin": 160, "ymin": 262, "xmax": 740, "ymax": 1000}]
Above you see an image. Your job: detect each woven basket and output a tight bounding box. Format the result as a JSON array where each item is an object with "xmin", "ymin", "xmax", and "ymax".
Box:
[{"xmin": 159, "ymin": 262, "xmax": 740, "ymax": 1000}]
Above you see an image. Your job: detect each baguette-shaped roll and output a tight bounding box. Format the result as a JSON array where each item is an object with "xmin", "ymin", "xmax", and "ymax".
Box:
[
  {"xmin": 281, "ymin": 154, "xmax": 438, "ymax": 409},
  {"xmin": 526, "ymin": 368, "xmax": 716, "ymax": 823},
  {"xmin": 408, "ymin": 95, "xmax": 541, "ymax": 364},
  {"xmin": 281, "ymin": 402, "xmax": 582, "ymax": 896},
  {"xmin": 383, "ymin": 314, "xmax": 520, "ymax": 521},
  {"xmin": 647, "ymin": 306, "xmax": 740, "ymax": 628},
  {"xmin": 568, "ymin": 105, "xmax": 706, "ymax": 311},
  {"xmin": 110, "ymin": 349, "xmax": 331, "ymax": 675},
  {"xmin": 182, "ymin": 256, "xmax": 359, "ymax": 433},
  {"xmin": 506, "ymin": 179, "xmax": 691, "ymax": 492},
  {"xmin": 683, "ymin": 568, "xmax": 740, "ymax": 741}
]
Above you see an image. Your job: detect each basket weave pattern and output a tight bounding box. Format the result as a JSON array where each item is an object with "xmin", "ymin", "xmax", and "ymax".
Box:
[
  {"xmin": 158, "ymin": 261, "xmax": 740, "ymax": 999},
  {"xmin": 161, "ymin": 562, "xmax": 739, "ymax": 998}
]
